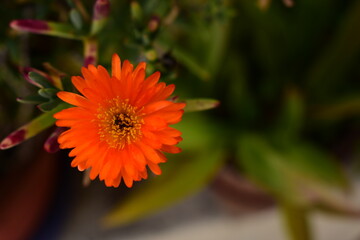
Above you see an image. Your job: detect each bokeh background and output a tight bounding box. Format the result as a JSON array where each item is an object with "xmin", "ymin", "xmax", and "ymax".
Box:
[{"xmin": 1, "ymin": 0, "xmax": 360, "ymax": 240}]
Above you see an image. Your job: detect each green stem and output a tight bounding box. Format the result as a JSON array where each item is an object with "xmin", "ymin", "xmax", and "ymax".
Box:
[
  {"xmin": 83, "ymin": 37, "xmax": 98, "ymax": 66},
  {"xmin": 74, "ymin": 0, "xmax": 90, "ymax": 22},
  {"xmin": 280, "ymin": 202, "xmax": 312, "ymax": 240},
  {"xmin": 171, "ymin": 47, "xmax": 210, "ymax": 81}
]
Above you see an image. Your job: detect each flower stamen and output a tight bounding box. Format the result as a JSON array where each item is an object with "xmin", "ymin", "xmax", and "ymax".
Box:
[{"xmin": 97, "ymin": 98, "xmax": 143, "ymax": 149}]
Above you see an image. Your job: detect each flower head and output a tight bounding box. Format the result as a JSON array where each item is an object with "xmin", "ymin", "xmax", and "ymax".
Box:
[{"xmin": 54, "ymin": 54, "xmax": 185, "ymax": 188}]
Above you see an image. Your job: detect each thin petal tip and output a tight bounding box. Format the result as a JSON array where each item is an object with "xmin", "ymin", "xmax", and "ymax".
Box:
[{"xmin": 0, "ymin": 129, "xmax": 26, "ymax": 150}]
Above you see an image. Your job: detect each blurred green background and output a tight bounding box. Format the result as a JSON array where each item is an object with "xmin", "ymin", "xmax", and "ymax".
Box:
[{"xmin": 0, "ymin": 0, "xmax": 360, "ymax": 240}]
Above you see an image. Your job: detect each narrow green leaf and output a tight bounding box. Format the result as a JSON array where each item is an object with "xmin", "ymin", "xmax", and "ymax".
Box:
[
  {"xmin": 130, "ymin": 1, "xmax": 143, "ymax": 23},
  {"xmin": 103, "ymin": 114, "xmax": 224, "ymax": 228},
  {"xmin": 237, "ymin": 134, "xmax": 349, "ymax": 206},
  {"xmin": 273, "ymin": 88, "xmax": 304, "ymax": 143},
  {"xmin": 238, "ymin": 134, "xmax": 299, "ymax": 202},
  {"xmin": 183, "ymin": 98, "xmax": 220, "ymax": 112},
  {"xmin": 103, "ymin": 147, "xmax": 224, "ymax": 228},
  {"xmin": 0, "ymin": 103, "xmax": 70, "ymax": 150},
  {"xmin": 171, "ymin": 47, "xmax": 210, "ymax": 81},
  {"xmin": 283, "ymin": 144, "xmax": 348, "ymax": 189},
  {"xmin": 38, "ymin": 88, "xmax": 59, "ymax": 99},
  {"xmin": 70, "ymin": 8, "xmax": 83, "ymax": 30},
  {"xmin": 29, "ymin": 72, "xmax": 53, "ymax": 89},
  {"xmin": 311, "ymin": 97, "xmax": 360, "ymax": 122},
  {"xmin": 66, "ymin": 0, "xmax": 75, "ymax": 8},
  {"xmin": 10, "ymin": 19, "xmax": 81, "ymax": 40},
  {"xmin": 17, "ymin": 95, "xmax": 47, "ymax": 104},
  {"xmin": 46, "ymin": 22, "xmax": 81, "ymax": 39},
  {"xmin": 307, "ymin": 1, "xmax": 360, "ymax": 93},
  {"xmin": 43, "ymin": 63, "xmax": 66, "ymax": 90},
  {"xmin": 38, "ymin": 100, "xmax": 61, "ymax": 112}
]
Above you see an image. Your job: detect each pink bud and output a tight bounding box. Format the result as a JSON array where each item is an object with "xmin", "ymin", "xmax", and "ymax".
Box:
[
  {"xmin": 44, "ymin": 127, "xmax": 66, "ymax": 153},
  {"xmin": 93, "ymin": 0, "xmax": 110, "ymax": 20}
]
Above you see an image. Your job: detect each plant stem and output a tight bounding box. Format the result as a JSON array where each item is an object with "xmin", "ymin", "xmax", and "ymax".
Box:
[
  {"xmin": 83, "ymin": 37, "xmax": 98, "ymax": 66},
  {"xmin": 280, "ymin": 202, "xmax": 312, "ymax": 240}
]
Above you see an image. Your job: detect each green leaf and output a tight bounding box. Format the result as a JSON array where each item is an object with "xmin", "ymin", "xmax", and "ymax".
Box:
[
  {"xmin": 171, "ymin": 47, "xmax": 210, "ymax": 81},
  {"xmin": 283, "ymin": 144, "xmax": 348, "ymax": 189},
  {"xmin": 38, "ymin": 100, "xmax": 61, "ymax": 112},
  {"xmin": 66, "ymin": 0, "xmax": 75, "ymax": 8},
  {"xmin": 103, "ymin": 147, "xmax": 224, "ymax": 228},
  {"xmin": 273, "ymin": 88, "xmax": 304, "ymax": 144},
  {"xmin": 0, "ymin": 103, "xmax": 70, "ymax": 150},
  {"xmin": 46, "ymin": 22, "xmax": 81, "ymax": 39},
  {"xmin": 70, "ymin": 8, "xmax": 83, "ymax": 30},
  {"xmin": 43, "ymin": 63, "xmax": 66, "ymax": 90},
  {"xmin": 29, "ymin": 72, "xmax": 53, "ymax": 89},
  {"xmin": 130, "ymin": 1, "xmax": 143, "ymax": 23},
  {"xmin": 237, "ymin": 134, "xmax": 349, "ymax": 206},
  {"xmin": 307, "ymin": 1, "xmax": 360, "ymax": 94},
  {"xmin": 17, "ymin": 94, "xmax": 47, "ymax": 104},
  {"xmin": 103, "ymin": 114, "xmax": 224, "ymax": 228},
  {"xmin": 10, "ymin": 20, "xmax": 81, "ymax": 40},
  {"xmin": 183, "ymin": 98, "xmax": 220, "ymax": 112},
  {"xmin": 238, "ymin": 134, "xmax": 298, "ymax": 201},
  {"xmin": 311, "ymin": 96, "xmax": 360, "ymax": 122},
  {"xmin": 38, "ymin": 88, "xmax": 59, "ymax": 99}
]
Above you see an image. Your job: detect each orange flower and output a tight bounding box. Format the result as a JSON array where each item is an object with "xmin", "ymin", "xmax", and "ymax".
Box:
[{"xmin": 54, "ymin": 54, "xmax": 185, "ymax": 188}]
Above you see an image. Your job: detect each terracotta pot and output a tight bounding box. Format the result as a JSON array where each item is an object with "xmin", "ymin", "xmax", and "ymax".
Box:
[{"xmin": 0, "ymin": 148, "xmax": 58, "ymax": 240}]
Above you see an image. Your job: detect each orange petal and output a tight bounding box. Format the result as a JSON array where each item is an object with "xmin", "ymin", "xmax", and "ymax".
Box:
[
  {"xmin": 89, "ymin": 147, "xmax": 109, "ymax": 179},
  {"xmin": 77, "ymin": 162, "xmax": 87, "ymax": 171},
  {"xmin": 143, "ymin": 116, "xmax": 167, "ymax": 130},
  {"xmin": 99, "ymin": 160, "xmax": 112, "ymax": 181},
  {"xmin": 160, "ymin": 127, "xmax": 182, "ymax": 137},
  {"xmin": 112, "ymin": 175, "xmax": 122, "ymax": 188},
  {"xmin": 71, "ymin": 76, "xmax": 87, "ymax": 94},
  {"xmin": 121, "ymin": 60, "xmax": 134, "ymax": 77},
  {"xmin": 107, "ymin": 150, "xmax": 123, "ymax": 180},
  {"xmin": 160, "ymin": 102, "xmax": 186, "ymax": 112},
  {"xmin": 54, "ymin": 107, "xmax": 93, "ymax": 120},
  {"xmin": 133, "ymin": 62, "xmax": 146, "ymax": 77},
  {"xmin": 57, "ymin": 91, "xmax": 92, "ymax": 108},
  {"xmin": 122, "ymin": 169, "xmax": 134, "ymax": 188},
  {"xmin": 147, "ymin": 161, "xmax": 162, "ymax": 175},
  {"xmin": 81, "ymin": 67, "xmax": 108, "ymax": 97},
  {"xmin": 128, "ymin": 144, "xmax": 147, "ymax": 170},
  {"xmin": 137, "ymin": 142, "xmax": 166, "ymax": 164},
  {"xmin": 143, "ymin": 100, "xmax": 173, "ymax": 114},
  {"xmin": 112, "ymin": 54, "xmax": 121, "ymax": 79},
  {"xmin": 143, "ymin": 71, "xmax": 160, "ymax": 89},
  {"xmin": 151, "ymin": 84, "xmax": 176, "ymax": 102},
  {"xmin": 139, "ymin": 169, "xmax": 148, "ymax": 179},
  {"xmin": 148, "ymin": 110, "xmax": 184, "ymax": 125},
  {"xmin": 124, "ymin": 162, "xmax": 136, "ymax": 178},
  {"xmin": 161, "ymin": 145, "xmax": 182, "ymax": 154}
]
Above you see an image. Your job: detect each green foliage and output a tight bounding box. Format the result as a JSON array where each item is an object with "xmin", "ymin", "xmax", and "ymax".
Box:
[
  {"xmin": 1, "ymin": 0, "xmax": 360, "ymax": 239},
  {"xmin": 104, "ymin": 113, "xmax": 224, "ymax": 227},
  {"xmin": 70, "ymin": 9, "xmax": 83, "ymax": 30},
  {"xmin": 237, "ymin": 134, "xmax": 348, "ymax": 205},
  {"xmin": 183, "ymin": 98, "xmax": 220, "ymax": 112},
  {"xmin": 0, "ymin": 103, "xmax": 69, "ymax": 150}
]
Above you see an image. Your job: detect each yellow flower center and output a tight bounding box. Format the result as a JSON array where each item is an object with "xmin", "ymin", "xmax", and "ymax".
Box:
[{"xmin": 97, "ymin": 98, "xmax": 144, "ymax": 149}]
